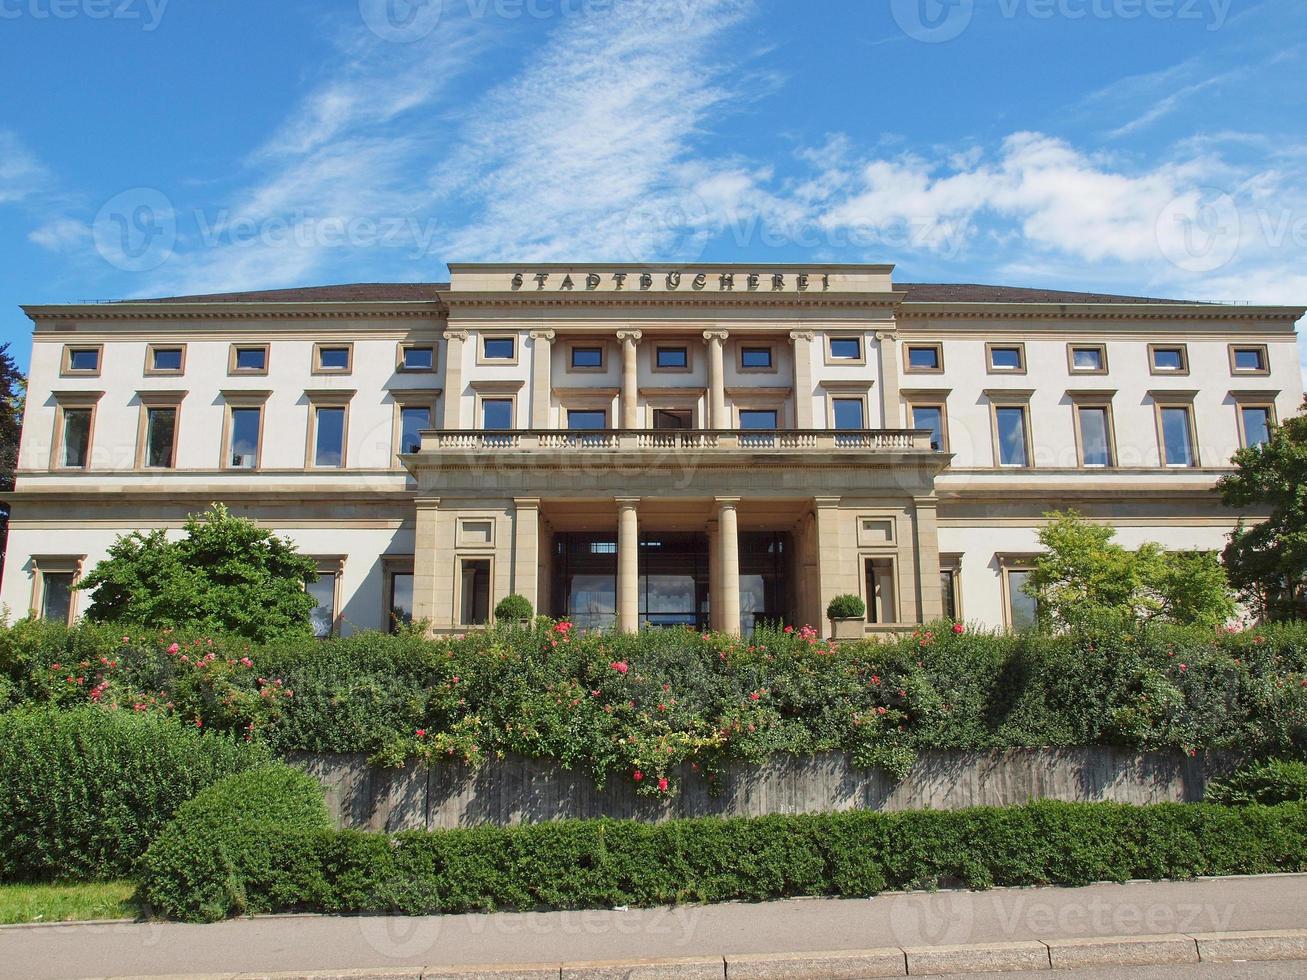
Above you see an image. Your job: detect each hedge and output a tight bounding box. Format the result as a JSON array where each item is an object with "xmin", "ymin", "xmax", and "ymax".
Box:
[
  {"xmin": 1206, "ymin": 758, "xmax": 1307, "ymax": 805},
  {"xmin": 0, "ymin": 707, "xmax": 267, "ymax": 882},
  {"xmin": 2, "ymin": 617, "xmax": 1305, "ymax": 794},
  {"xmin": 140, "ymin": 799, "xmax": 1307, "ymax": 921}
]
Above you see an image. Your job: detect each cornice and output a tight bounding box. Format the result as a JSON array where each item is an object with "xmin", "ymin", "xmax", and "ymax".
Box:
[
  {"xmin": 25, "ymin": 301, "xmax": 447, "ymax": 324},
  {"xmin": 443, "ymin": 291, "xmax": 905, "ymax": 311},
  {"xmin": 897, "ymin": 302, "xmax": 1305, "ymax": 324}
]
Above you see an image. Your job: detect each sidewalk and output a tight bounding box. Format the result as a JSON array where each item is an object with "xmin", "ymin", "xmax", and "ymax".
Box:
[{"xmin": 3, "ymin": 874, "xmax": 1306, "ymax": 980}]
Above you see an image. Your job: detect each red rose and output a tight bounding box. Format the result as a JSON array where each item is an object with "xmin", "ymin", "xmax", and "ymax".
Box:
[
  {"xmin": 416, "ymin": 728, "xmax": 427, "ymax": 737},
  {"xmin": 657, "ymin": 777, "xmax": 669, "ymax": 792},
  {"xmin": 951, "ymin": 623, "xmax": 964, "ymax": 635},
  {"xmin": 611, "ymin": 661, "xmax": 629, "ymax": 674},
  {"xmin": 633, "ymin": 770, "xmax": 644, "ymax": 782}
]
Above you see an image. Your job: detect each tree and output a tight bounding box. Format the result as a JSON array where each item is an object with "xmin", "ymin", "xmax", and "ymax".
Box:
[
  {"xmin": 0, "ymin": 344, "xmax": 26, "ymax": 578},
  {"xmin": 78, "ymin": 503, "xmax": 319, "ymax": 641},
  {"xmin": 1026, "ymin": 510, "xmax": 1234, "ymax": 629},
  {"xmin": 1218, "ymin": 399, "xmax": 1307, "ymax": 620}
]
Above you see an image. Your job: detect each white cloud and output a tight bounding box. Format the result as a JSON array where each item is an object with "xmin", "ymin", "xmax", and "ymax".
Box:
[
  {"xmin": 0, "ymin": 131, "xmax": 48, "ymax": 206},
  {"xmin": 29, "ymin": 218, "xmax": 90, "ymax": 251}
]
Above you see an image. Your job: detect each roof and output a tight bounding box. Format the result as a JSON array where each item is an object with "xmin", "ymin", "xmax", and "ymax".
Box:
[{"xmin": 126, "ymin": 280, "xmax": 1188, "ymax": 306}]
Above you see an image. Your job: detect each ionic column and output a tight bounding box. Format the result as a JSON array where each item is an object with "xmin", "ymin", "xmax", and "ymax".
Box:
[
  {"xmin": 913, "ymin": 495, "xmax": 944, "ymax": 622},
  {"xmin": 616, "ymin": 329, "xmax": 642, "ymax": 428},
  {"xmin": 512, "ymin": 497, "xmax": 541, "ymax": 615},
  {"xmin": 617, "ymin": 497, "xmax": 640, "ymax": 634},
  {"xmin": 703, "ymin": 330, "xmax": 729, "ymax": 428},
  {"xmin": 529, "ymin": 330, "xmax": 555, "ymax": 429},
  {"xmin": 875, "ymin": 330, "xmax": 901, "ymax": 428},
  {"xmin": 716, "ymin": 497, "xmax": 741, "ymax": 636},
  {"xmin": 789, "ymin": 330, "xmax": 815, "ymax": 429},
  {"xmin": 441, "ymin": 330, "xmax": 468, "ymax": 428},
  {"xmin": 412, "ymin": 497, "xmax": 440, "ymax": 630}
]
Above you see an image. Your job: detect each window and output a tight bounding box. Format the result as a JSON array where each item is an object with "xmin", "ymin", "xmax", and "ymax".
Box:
[
  {"xmin": 144, "ymin": 407, "xmax": 177, "ymax": 468},
  {"xmin": 312, "ymin": 406, "xmax": 346, "ymax": 467},
  {"xmin": 482, "ymin": 336, "xmax": 515, "ymax": 361},
  {"xmin": 567, "ymin": 409, "xmax": 607, "ymax": 430},
  {"xmin": 1005, "ymin": 567, "xmax": 1038, "ymax": 631},
  {"xmin": 832, "ymin": 397, "xmax": 865, "ymax": 430},
  {"xmin": 146, "ymin": 345, "xmax": 185, "ymax": 375},
  {"xmin": 910, "ymin": 404, "xmax": 947, "ymax": 451},
  {"xmin": 62, "ymin": 345, "xmax": 102, "ymax": 376},
  {"xmin": 571, "ymin": 346, "xmax": 604, "ymax": 370},
  {"xmin": 1076, "ymin": 405, "xmax": 1113, "ymax": 467},
  {"xmin": 481, "ymin": 398, "xmax": 514, "ymax": 430},
  {"xmin": 30, "ymin": 556, "xmax": 83, "ymax": 625},
  {"xmin": 313, "ymin": 343, "xmax": 352, "ymax": 374},
  {"xmin": 739, "ymin": 409, "xmax": 778, "ymax": 430},
  {"xmin": 905, "ymin": 344, "xmax": 943, "ymax": 373},
  {"xmin": 230, "ymin": 344, "xmax": 269, "ymax": 374},
  {"xmin": 939, "ymin": 565, "xmax": 961, "ymax": 621},
  {"xmin": 863, "ymin": 557, "xmax": 897, "ymax": 624},
  {"xmin": 388, "ymin": 572, "xmax": 414, "ymax": 632},
  {"xmin": 59, "ymin": 408, "xmax": 92, "ymax": 468},
  {"xmin": 1240, "ymin": 406, "xmax": 1272, "ymax": 448},
  {"xmin": 653, "ymin": 408, "xmax": 692, "ymax": 430},
  {"xmin": 828, "ymin": 337, "xmax": 862, "ymax": 361},
  {"xmin": 987, "ymin": 343, "xmax": 1026, "ymax": 373},
  {"xmin": 1158, "ymin": 405, "xmax": 1196, "ymax": 467},
  {"xmin": 655, "ymin": 346, "xmax": 689, "ymax": 370},
  {"xmin": 307, "ymin": 560, "xmax": 343, "ymax": 638},
  {"xmin": 740, "ymin": 346, "xmax": 773, "ymax": 370},
  {"xmin": 1230, "ymin": 345, "xmax": 1269, "ymax": 375},
  {"xmin": 228, "ymin": 407, "xmax": 262, "ymax": 468},
  {"xmin": 1068, "ymin": 344, "xmax": 1107, "ymax": 374},
  {"xmin": 994, "ymin": 405, "xmax": 1030, "ymax": 467},
  {"xmin": 399, "ymin": 405, "xmax": 431, "ymax": 455},
  {"xmin": 1149, "ymin": 345, "xmax": 1188, "ymax": 375},
  {"xmin": 460, "ymin": 558, "xmax": 492, "ymax": 626},
  {"xmin": 399, "ymin": 344, "xmax": 435, "ymax": 372}
]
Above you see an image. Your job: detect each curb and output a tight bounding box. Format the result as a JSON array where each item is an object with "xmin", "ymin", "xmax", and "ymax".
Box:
[{"xmin": 95, "ymin": 929, "xmax": 1307, "ymax": 979}]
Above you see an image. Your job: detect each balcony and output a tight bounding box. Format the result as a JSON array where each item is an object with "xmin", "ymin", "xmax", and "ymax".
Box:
[{"xmin": 416, "ymin": 428, "xmax": 936, "ymax": 453}]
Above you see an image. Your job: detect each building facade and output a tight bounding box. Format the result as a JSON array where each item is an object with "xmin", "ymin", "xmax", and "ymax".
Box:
[{"xmin": 5, "ymin": 263, "xmax": 1303, "ymax": 636}]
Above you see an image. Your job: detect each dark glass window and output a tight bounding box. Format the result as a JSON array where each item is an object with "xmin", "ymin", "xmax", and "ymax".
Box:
[
  {"xmin": 940, "ymin": 569, "xmax": 957, "ymax": 621},
  {"xmin": 482, "ymin": 399, "xmax": 513, "ymax": 429},
  {"xmin": 388, "ymin": 573, "xmax": 413, "ymax": 632},
  {"xmin": 318, "ymin": 347, "xmax": 350, "ymax": 371},
  {"xmin": 1071, "ymin": 347, "xmax": 1104, "ymax": 371},
  {"xmin": 907, "ymin": 346, "xmax": 940, "ymax": 370},
  {"xmin": 308, "ymin": 575, "xmax": 336, "ymax": 638},
  {"xmin": 739, "ymin": 410, "xmax": 778, "ymax": 430},
  {"xmin": 314, "ymin": 406, "xmax": 345, "ymax": 467},
  {"xmin": 483, "ymin": 337, "xmax": 515, "ymax": 360},
  {"xmin": 1078, "ymin": 407, "xmax": 1111, "ymax": 467},
  {"xmin": 461, "ymin": 559, "xmax": 491, "ymax": 625},
  {"xmin": 741, "ymin": 347, "xmax": 772, "ymax": 369},
  {"xmin": 989, "ymin": 346, "xmax": 1023, "ymax": 370},
  {"xmin": 400, "ymin": 406, "xmax": 430, "ymax": 454},
  {"xmin": 571, "ymin": 346, "xmax": 603, "ymax": 368},
  {"xmin": 653, "ymin": 409, "xmax": 692, "ymax": 430},
  {"xmin": 829, "ymin": 338, "xmax": 861, "ymax": 360},
  {"xmin": 567, "ymin": 410, "xmax": 606, "ymax": 430},
  {"xmin": 1152, "ymin": 348, "xmax": 1185, "ymax": 371},
  {"xmin": 145, "ymin": 407, "xmax": 176, "ymax": 468},
  {"xmin": 1242, "ymin": 407, "xmax": 1272, "ymax": 448},
  {"xmin": 151, "ymin": 347, "xmax": 183, "ymax": 372},
  {"xmin": 41, "ymin": 572, "xmax": 74, "ymax": 623},
  {"xmin": 832, "ymin": 398, "xmax": 865, "ymax": 429},
  {"xmin": 1007, "ymin": 570, "xmax": 1037, "ymax": 630},
  {"xmin": 234, "ymin": 347, "xmax": 267, "ymax": 371},
  {"xmin": 656, "ymin": 346, "xmax": 688, "ymax": 369},
  {"xmin": 229, "ymin": 407, "xmax": 261, "ymax": 467},
  {"xmin": 61, "ymin": 409, "xmax": 91, "ymax": 468},
  {"xmin": 402, "ymin": 346, "xmax": 434, "ymax": 370},
  {"xmin": 995, "ymin": 406, "xmax": 1028, "ymax": 466},
  {"xmin": 912, "ymin": 405, "xmax": 944, "ymax": 451},
  {"xmin": 1160, "ymin": 406, "xmax": 1194, "ymax": 466},
  {"xmin": 67, "ymin": 348, "xmax": 99, "ymax": 372},
  {"xmin": 1234, "ymin": 348, "xmax": 1266, "ymax": 372}
]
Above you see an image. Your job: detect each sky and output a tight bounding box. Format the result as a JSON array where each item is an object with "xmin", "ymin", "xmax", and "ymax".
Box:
[{"xmin": 1, "ymin": 0, "xmax": 1305, "ymax": 374}]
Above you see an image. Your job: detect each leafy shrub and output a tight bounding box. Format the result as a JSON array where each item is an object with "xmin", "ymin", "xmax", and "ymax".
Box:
[
  {"xmin": 0, "ymin": 707, "xmax": 267, "ymax": 882},
  {"xmin": 141, "ymin": 799, "xmax": 1307, "ymax": 921},
  {"xmin": 493, "ymin": 594, "xmax": 533, "ymax": 622},
  {"xmin": 140, "ymin": 764, "xmax": 330, "ymax": 922},
  {"xmin": 827, "ymin": 594, "xmax": 866, "ymax": 619},
  {"xmin": 1206, "ymin": 759, "xmax": 1307, "ymax": 805}
]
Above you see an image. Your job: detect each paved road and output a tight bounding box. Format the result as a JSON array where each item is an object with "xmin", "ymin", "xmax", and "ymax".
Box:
[
  {"xmin": 2, "ymin": 874, "xmax": 1305, "ymax": 980},
  {"xmin": 963, "ymin": 965, "xmax": 1306, "ymax": 979}
]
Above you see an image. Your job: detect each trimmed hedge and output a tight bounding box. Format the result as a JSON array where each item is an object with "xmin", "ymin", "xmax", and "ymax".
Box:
[
  {"xmin": 1206, "ymin": 758, "xmax": 1307, "ymax": 805},
  {"xmin": 0, "ymin": 707, "xmax": 267, "ymax": 882},
  {"xmin": 140, "ymin": 764, "xmax": 330, "ymax": 922},
  {"xmin": 141, "ymin": 799, "xmax": 1307, "ymax": 922}
]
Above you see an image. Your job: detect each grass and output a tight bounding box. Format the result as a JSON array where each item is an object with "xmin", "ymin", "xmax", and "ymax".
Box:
[{"xmin": 0, "ymin": 881, "xmax": 140, "ymax": 925}]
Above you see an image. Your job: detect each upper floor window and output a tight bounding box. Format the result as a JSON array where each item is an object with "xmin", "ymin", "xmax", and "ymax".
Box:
[
  {"xmin": 986, "ymin": 343, "xmax": 1026, "ymax": 373},
  {"xmin": 313, "ymin": 344, "xmax": 352, "ymax": 374},
  {"xmin": 655, "ymin": 345, "xmax": 689, "ymax": 370},
  {"xmin": 311, "ymin": 405, "xmax": 347, "ymax": 467},
  {"xmin": 61, "ymin": 345, "xmax": 102, "ymax": 377},
  {"xmin": 142, "ymin": 406, "xmax": 178, "ymax": 469},
  {"xmin": 1149, "ymin": 345, "xmax": 1188, "ymax": 375},
  {"xmin": 653, "ymin": 408, "xmax": 692, "ymax": 430},
  {"xmin": 570, "ymin": 345, "xmax": 605, "ymax": 370},
  {"xmin": 1071, "ymin": 401, "xmax": 1114, "ymax": 468},
  {"xmin": 481, "ymin": 398, "xmax": 514, "ymax": 430},
  {"xmin": 398, "ymin": 344, "xmax": 435, "ymax": 372},
  {"xmin": 827, "ymin": 337, "xmax": 863, "ymax": 362},
  {"xmin": 1153, "ymin": 398, "xmax": 1197, "ymax": 467},
  {"xmin": 146, "ymin": 345, "xmax": 185, "ymax": 375},
  {"xmin": 481, "ymin": 336, "xmax": 516, "ymax": 361},
  {"xmin": 59, "ymin": 408, "xmax": 92, "ymax": 468},
  {"xmin": 567, "ymin": 409, "xmax": 607, "ymax": 430},
  {"xmin": 832, "ymin": 397, "xmax": 865, "ymax": 430},
  {"xmin": 227, "ymin": 407, "xmax": 262, "ymax": 468},
  {"xmin": 399, "ymin": 405, "xmax": 431, "ymax": 454},
  {"xmin": 910, "ymin": 403, "xmax": 947, "ymax": 452},
  {"xmin": 229, "ymin": 344, "xmax": 269, "ymax": 375},
  {"xmin": 988, "ymin": 393, "xmax": 1032, "ymax": 467},
  {"xmin": 1068, "ymin": 344, "xmax": 1107, "ymax": 374},
  {"xmin": 904, "ymin": 344, "xmax": 943, "ymax": 373},
  {"xmin": 1240, "ymin": 405, "xmax": 1273, "ymax": 448},
  {"xmin": 740, "ymin": 345, "xmax": 774, "ymax": 370},
  {"xmin": 739, "ymin": 409, "xmax": 778, "ymax": 430},
  {"xmin": 1230, "ymin": 344, "xmax": 1269, "ymax": 375}
]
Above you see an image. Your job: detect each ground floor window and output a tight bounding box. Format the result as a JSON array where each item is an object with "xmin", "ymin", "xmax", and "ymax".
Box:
[
  {"xmin": 940, "ymin": 566, "xmax": 959, "ymax": 621},
  {"xmin": 460, "ymin": 558, "xmax": 492, "ymax": 626},
  {"xmin": 387, "ymin": 570, "xmax": 413, "ymax": 632},
  {"xmin": 1004, "ymin": 567, "xmax": 1037, "ymax": 630},
  {"xmin": 30, "ymin": 555, "xmax": 84, "ymax": 625},
  {"xmin": 863, "ymin": 557, "xmax": 898, "ymax": 624}
]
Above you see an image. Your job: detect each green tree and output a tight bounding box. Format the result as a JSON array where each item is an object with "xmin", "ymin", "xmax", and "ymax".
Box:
[
  {"xmin": 78, "ymin": 503, "xmax": 319, "ymax": 641},
  {"xmin": 1218, "ymin": 399, "xmax": 1307, "ymax": 620},
  {"xmin": 1027, "ymin": 510, "xmax": 1233, "ymax": 629},
  {"xmin": 0, "ymin": 343, "xmax": 26, "ymax": 577}
]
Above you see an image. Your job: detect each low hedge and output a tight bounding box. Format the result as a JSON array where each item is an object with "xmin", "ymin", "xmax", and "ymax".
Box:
[
  {"xmin": 1206, "ymin": 758, "xmax": 1307, "ymax": 805},
  {"xmin": 0, "ymin": 707, "xmax": 267, "ymax": 882},
  {"xmin": 141, "ymin": 799, "xmax": 1307, "ymax": 922},
  {"xmin": 140, "ymin": 764, "xmax": 330, "ymax": 921}
]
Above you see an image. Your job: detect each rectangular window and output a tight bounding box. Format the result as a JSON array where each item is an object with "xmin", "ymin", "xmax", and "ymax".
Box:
[
  {"xmin": 988, "ymin": 345, "xmax": 1025, "ymax": 372},
  {"xmin": 1006, "ymin": 568, "xmax": 1037, "ymax": 631},
  {"xmin": 906, "ymin": 344, "xmax": 942, "ymax": 372},
  {"xmin": 653, "ymin": 408, "xmax": 692, "ymax": 430},
  {"xmin": 308, "ymin": 575, "xmax": 336, "ymax": 638},
  {"xmin": 481, "ymin": 398, "xmax": 514, "ymax": 430},
  {"xmin": 313, "ymin": 406, "xmax": 346, "ymax": 467},
  {"xmin": 1150, "ymin": 345, "xmax": 1188, "ymax": 374},
  {"xmin": 41, "ymin": 572, "xmax": 74, "ymax": 623},
  {"xmin": 482, "ymin": 337, "xmax": 515, "ymax": 360},
  {"xmin": 739, "ymin": 409, "xmax": 778, "ymax": 430},
  {"xmin": 1069, "ymin": 345, "xmax": 1106, "ymax": 373},
  {"xmin": 63, "ymin": 346, "xmax": 101, "ymax": 375},
  {"xmin": 940, "ymin": 568, "xmax": 958, "ymax": 621},
  {"xmin": 1077, "ymin": 406, "xmax": 1112, "ymax": 467},
  {"xmin": 832, "ymin": 398, "xmax": 865, "ymax": 430},
  {"xmin": 828, "ymin": 337, "xmax": 862, "ymax": 360},
  {"xmin": 60, "ymin": 409, "xmax": 91, "ymax": 468},
  {"xmin": 1240, "ymin": 406, "xmax": 1272, "ymax": 448},
  {"xmin": 567, "ymin": 409, "xmax": 607, "ymax": 430},
  {"xmin": 149, "ymin": 346, "xmax": 184, "ymax": 373},
  {"xmin": 400, "ymin": 345, "xmax": 434, "ymax": 371},
  {"xmin": 911, "ymin": 405, "xmax": 945, "ymax": 451},
  {"xmin": 1231, "ymin": 345, "xmax": 1269, "ymax": 375},
  {"xmin": 229, "ymin": 407, "xmax": 261, "ymax": 468},
  {"xmin": 399, "ymin": 405, "xmax": 430, "ymax": 454},
  {"xmin": 571, "ymin": 346, "xmax": 604, "ymax": 369},
  {"xmin": 995, "ymin": 406, "xmax": 1029, "ymax": 466},
  {"xmin": 388, "ymin": 572, "xmax": 413, "ymax": 632},
  {"xmin": 144, "ymin": 407, "xmax": 177, "ymax": 468},
  {"xmin": 1160, "ymin": 406, "xmax": 1195, "ymax": 466},
  {"xmin": 656, "ymin": 346, "xmax": 688, "ymax": 369},
  {"xmin": 863, "ymin": 557, "xmax": 897, "ymax": 624},
  {"xmin": 461, "ymin": 558, "xmax": 491, "ymax": 626},
  {"xmin": 315, "ymin": 345, "xmax": 351, "ymax": 373},
  {"xmin": 740, "ymin": 346, "xmax": 773, "ymax": 369}
]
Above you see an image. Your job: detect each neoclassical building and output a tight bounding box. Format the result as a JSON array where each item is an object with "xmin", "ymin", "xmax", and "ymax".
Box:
[{"xmin": 5, "ymin": 263, "xmax": 1302, "ymax": 636}]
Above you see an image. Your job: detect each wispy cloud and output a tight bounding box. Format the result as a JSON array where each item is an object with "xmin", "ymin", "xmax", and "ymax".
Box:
[{"xmin": 0, "ymin": 131, "xmax": 49, "ymax": 206}]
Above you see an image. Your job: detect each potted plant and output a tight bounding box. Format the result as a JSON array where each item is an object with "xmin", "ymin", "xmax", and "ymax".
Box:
[
  {"xmin": 493, "ymin": 593, "xmax": 533, "ymax": 625},
  {"xmin": 826, "ymin": 594, "xmax": 866, "ymax": 640}
]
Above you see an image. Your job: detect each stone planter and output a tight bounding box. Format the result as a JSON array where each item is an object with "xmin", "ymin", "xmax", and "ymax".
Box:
[{"xmin": 829, "ymin": 617, "xmax": 865, "ymax": 640}]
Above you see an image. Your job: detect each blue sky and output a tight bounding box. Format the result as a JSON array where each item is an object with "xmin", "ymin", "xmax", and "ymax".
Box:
[{"xmin": 2, "ymin": 0, "xmax": 1305, "ymax": 373}]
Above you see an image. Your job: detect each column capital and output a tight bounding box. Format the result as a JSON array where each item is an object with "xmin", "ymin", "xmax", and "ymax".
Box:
[
  {"xmin": 702, "ymin": 330, "xmax": 729, "ymax": 343},
  {"xmin": 874, "ymin": 329, "xmax": 899, "ymax": 343},
  {"xmin": 813, "ymin": 495, "xmax": 842, "ymax": 510},
  {"xmin": 415, "ymin": 497, "xmax": 441, "ymax": 511},
  {"xmin": 442, "ymin": 329, "xmax": 469, "ymax": 343},
  {"xmin": 788, "ymin": 330, "xmax": 815, "ymax": 343},
  {"xmin": 615, "ymin": 496, "xmax": 641, "ymax": 510},
  {"xmin": 616, "ymin": 329, "xmax": 643, "ymax": 344},
  {"xmin": 714, "ymin": 495, "xmax": 741, "ymax": 508},
  {"xmin": 528, "ymin": 329, "xmax": 556, "ymax": 343},
  {"xmin": 513, "ymin": 496, "xmax": 542, "ymax": 508}
]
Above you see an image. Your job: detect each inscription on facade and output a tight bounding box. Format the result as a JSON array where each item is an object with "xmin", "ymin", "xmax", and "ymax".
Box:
[{"xmin": 510, "ymin": 271, "xmax": 832, "ymax": 292}]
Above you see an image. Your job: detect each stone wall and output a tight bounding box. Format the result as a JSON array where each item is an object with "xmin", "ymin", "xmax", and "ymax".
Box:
[{"xmin": 290, "ymin": 748, "xmax": 1239, "ymax": 832}]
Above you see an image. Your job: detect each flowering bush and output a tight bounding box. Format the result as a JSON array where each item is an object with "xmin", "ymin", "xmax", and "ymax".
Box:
[{"xmin": 2, "ymin": 616, "xmax": 1305, "ymax": 798}]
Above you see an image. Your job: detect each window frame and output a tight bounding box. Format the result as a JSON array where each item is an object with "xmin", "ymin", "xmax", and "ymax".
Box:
[
  {"xmin": 312, "ymin": 342, "xmax": 354, "ymax": 376},
  {"xmin": 902, "ymin": 389, "xmax": 951, "ymax": 452},
  {"xmin": 60, "ymin": 344, "xmax": 103, "ymax": 378},
  {"xmin": 651, "ymin": 343, "xmax": 692, "ymax": 373},
  {"xmin": 49, "ymin": 390, "xmax": 103, "ymax": 471},
  {"xmin": 566, "ymin": 407, "xmax": 609, "ymax": 430},
  {"xmin": 903, "ymin": 342, "xmax": 945, "ymax": 375},
  {"xmin": 939, "ymin": 554, "xmax": 963, "ymax": 622},
  {"xmin": 392, "ymin": 393, "xmax": 440, "ymax": 462},
  {"xmin": 304, "ymin": 389, "xmax": 354, "ymax": 469},
  {"xmin": 567, "ymin": 342, "xmax": 608, "ymax": 373},
  {"xmin": 860, "ymin": 554, "xmax": 902, "ymax": 627},
  {"xmin": 1149, "ymin": 391, "xmax": 1200, "ymax": 468},
  {"xmin": 986, "ymin": 389, "xmax": 1035, "ymax": 468},
  {"xmin": 1229, "ymin": 344, "xmax": 1270, "ymax": 377},
  {"xmin": 228, "ymin": 343, "xmax": 270, "ymax": 376},
  {"xmin": 1067, "ymin": 390, "xmax": 1117, "ymax": 469},
  {"xmin": 478, "ymin": 334, "xmax": 519, "ymax": 365},
  {"xmin": 456, "ymin": 555, "xmax": 495, "ymax": 628},
  {"xmin": 1066, "ymin": 343, "xmax": 1108, "ymax": 376},
  {"xmin": 1148, "ymin": 343, "xmax": 1190, "ymax": 376},
  {"xmin": 985, "ymin": 342, "xmax": 1027, "ymax": 375},
  {"xmin": 29, "ymin": 554, "xmax": 85, "ymax": 624},
  {"xmin": 998, "ymin": 555, "xmax": 1040, "ymax": 632},
  {"xmin": 736, "ymin": 342, "xmax": 777, "ymax": 374},
  {"xmin": 1230, "ymin": 390, "xmax": 1279, "ymax": 449},
  {"xmin": 306, "ymin": 556, "xmax": 346, "ymax": 638},
  {"xmin": 382, "ymin": 555, "xmax": 415, "ymax": 634},
  {"xmin": 134, "ymin": 389, "xmax": 186, "ymax": 470},
  {"xmin": 219, "ymin": 389, "xmax": 272, "ymax": 470},
  {"xmin": 828, "ymin": 393, "xmax": 869, "ymax": 430},
  {"xmin": 144, "ymin": 343, "xmax": 186, "ymax": 376},
  {"xmin": 396, "ymin": 341, "xmax": 437, "ymax": 374},
  {"xmin": 824, "ymin": 334, "xmax": 866, "ymax": 366}
]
